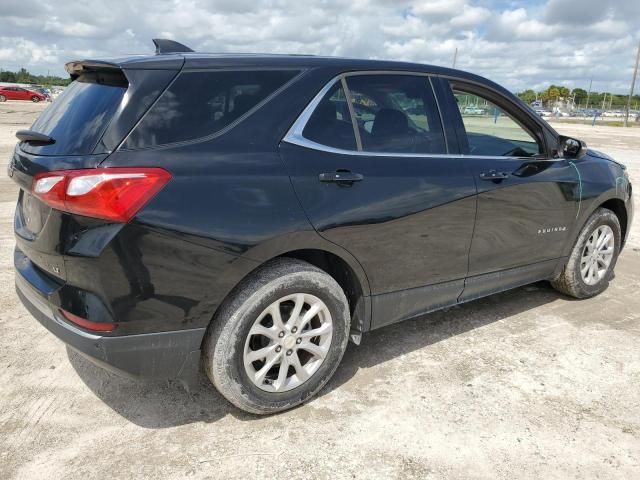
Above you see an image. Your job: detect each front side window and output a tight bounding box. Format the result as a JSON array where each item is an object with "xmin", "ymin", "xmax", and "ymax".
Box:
[
  {"xmin": 345, "ymin": 75, "xmax": 446, "ymax": 154},
  {"xmin": 453, "ymin": 89, "xmax": 542, "ymax": 157},
  {"xmin": 125, "ymin": 69, "xmax": 299, "ymax": 148}
]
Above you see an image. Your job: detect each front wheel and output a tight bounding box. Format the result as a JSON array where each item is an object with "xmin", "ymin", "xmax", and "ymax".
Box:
[
  {"xmin": 203, "ymin": 258, "xmax": 350, "ymax": 414},
  {"xmin": 31, "ymin": 96, "xmax": 40, "ymax": 103},
  {"xmin": 0, "ymin": 95, "xmax": 6, "ymax": 102},
  {"xmin": 551, "ymin": 208, "xmax": 621, "ymax": 298}
]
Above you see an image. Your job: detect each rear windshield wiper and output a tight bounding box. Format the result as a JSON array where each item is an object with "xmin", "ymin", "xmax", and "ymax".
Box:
[{"xmin": 16, "ymin": 130, "xmax": 55, "ymax": 145}]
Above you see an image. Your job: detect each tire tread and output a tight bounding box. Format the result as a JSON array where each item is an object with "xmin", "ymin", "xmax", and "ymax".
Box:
[
  {"xmin": 203, "ymin": 258, "xmax": 350, "ymax": 414},
  {"xmin": 551, "ymin": 208, "xmax": 621, "ymax": 298}
]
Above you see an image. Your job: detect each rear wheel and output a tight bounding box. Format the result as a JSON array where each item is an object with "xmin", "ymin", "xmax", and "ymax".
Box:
[
  {"xmin": 203, "ymin": 258, "xmax": 350, "ymax": 414},
  {"xmin": 551, "ymin": 208, "xmax": 621, "ymax": 298},
  {"xmin": 31, "ymin": 96, "xmax": 40, "ymax": 103},
  {"xmin": 0, "ymin": 95, "xmax": 6, "ymax": 102}
]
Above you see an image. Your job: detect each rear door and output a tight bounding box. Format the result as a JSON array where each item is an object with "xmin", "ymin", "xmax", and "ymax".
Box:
[
  {"xmin": 281, "ymin": 72, "xmax": 477, "ymax": 327},
  {"xmin": 440, "ymin": 80, "xmax": 578, "ymax": 300},
  {"xmin": 15, "ymin": 88, "xmax": 29, "ymax": 100}
]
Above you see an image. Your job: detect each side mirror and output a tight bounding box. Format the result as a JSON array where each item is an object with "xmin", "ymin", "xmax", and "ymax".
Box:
[{"xmin": 559, "ymin": 135, "xmax": 587, "ymax": 159}]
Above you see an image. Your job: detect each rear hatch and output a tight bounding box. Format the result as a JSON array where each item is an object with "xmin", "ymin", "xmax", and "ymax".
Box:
[{"xmin": 10, "ymin": 61, "xmax": 179, "ymax": 281}]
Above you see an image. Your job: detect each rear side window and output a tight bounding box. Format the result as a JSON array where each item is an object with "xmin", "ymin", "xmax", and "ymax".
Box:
[
  {"xmin": 345, "ymin": 75, "xmax": 446, "ymax": 154},
  {"xmin": 22, "ymin": 71, "xmax": 127, "ymax": 156},
  {"xmin": 302, "ymin": 82, "xmax": 357, "ymax": 150},
  {"xmin": 125, "ymin": 70, "xmax": 299, "ymax": 148}
]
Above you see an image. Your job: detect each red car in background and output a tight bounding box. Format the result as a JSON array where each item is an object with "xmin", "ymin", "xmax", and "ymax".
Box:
[{"xmin": 0, "ymin": 86, "xmax": 47, "ymax": 102}]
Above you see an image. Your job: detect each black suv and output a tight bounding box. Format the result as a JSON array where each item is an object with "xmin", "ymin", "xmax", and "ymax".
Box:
[{"xmin": 11, "ymin": 40, "xmax": 633, "ymax": 414}]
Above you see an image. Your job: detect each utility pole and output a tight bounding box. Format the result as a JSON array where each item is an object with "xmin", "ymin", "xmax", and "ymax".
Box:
[
  {"xmin": 586, "ymin": 77, "xmax": 592, "ymax": 109},
  {"xmin": 452, "ymin": 47, "xmax": 458, "ymax": 69},
  {"xmin": 624, "ymin": 38, "xmax": 640, "ymax": 127}
]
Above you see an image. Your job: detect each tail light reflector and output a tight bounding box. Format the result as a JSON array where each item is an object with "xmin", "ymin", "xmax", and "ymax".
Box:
[
  {"xmin": 32, "ymin": 167, "xmax": 171, "ymax": 222},
  {"xmin": 59, "ymin": 309, "xmax": 117, "ymax": 332}
]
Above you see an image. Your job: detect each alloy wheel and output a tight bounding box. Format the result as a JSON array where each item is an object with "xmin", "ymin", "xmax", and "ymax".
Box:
[
  {"xmin": 580, "ymin": 224, "xmax": 615, "ymax": 285},
  {"xmin": 243, "ymin": 293, "xmax": 333, "ymax": 392}
]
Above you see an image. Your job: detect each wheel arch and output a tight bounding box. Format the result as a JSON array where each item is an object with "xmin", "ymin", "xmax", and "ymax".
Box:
[
  {"xmin": 278, "ymin": 248, "xmax": 371, "ymax": 337},
  {"xmin": 564, "ymin": 191, "xmax": 630, "ymax": 259},
  {"xmin": 599, "ymin": 198, "xmax": 628, "ymax": 247},
  {"xmin": 205, "ymin": 235, "xmax": 372, "ymax": 348}
]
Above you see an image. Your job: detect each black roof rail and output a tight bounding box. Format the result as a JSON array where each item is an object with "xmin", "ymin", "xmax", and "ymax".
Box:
[{"xmin": 152, "ymin": 38, "xmax": 194, "ymax": 54}]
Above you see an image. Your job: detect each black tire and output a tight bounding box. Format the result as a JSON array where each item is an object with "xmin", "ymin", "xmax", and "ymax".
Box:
[
  {"xmin": 31, "ymin": 96, "xmax": 40, "ymax": 103},
  {"xmin": 203, "ymin": 258, "xmax": 350, "ymax": 414},
  {"xmin": 551, "ymin": 208, "xmax": 621, "ymax": 298},
  {"xmin": 0, "ymin": 95, "xmax": 6, "ymax": 102}
]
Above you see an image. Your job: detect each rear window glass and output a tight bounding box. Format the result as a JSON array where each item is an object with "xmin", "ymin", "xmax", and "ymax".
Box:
[
  {"xmin": 124, "ymin": 70, "xmax": 299, "ymax": 148},
  {"xmin": 345, "ymin": 75, "xmax": 446, "ymax": 154},
  {"xmin": 22, "ymin": 71, "xmax": 127, "ymax": 156}
]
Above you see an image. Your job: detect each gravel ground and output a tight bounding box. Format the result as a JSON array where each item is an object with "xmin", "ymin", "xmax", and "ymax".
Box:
[{"xmin": 1, "ymin": 101, "xmax": 639, "ymax": 479}]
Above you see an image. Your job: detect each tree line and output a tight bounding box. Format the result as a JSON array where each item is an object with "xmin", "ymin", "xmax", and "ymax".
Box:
[
  {"xmin": 517, "ymin": 85, "xmax": 640, "ymax": 110},
  {"xmin": 0, "ymin": 67, "xmax": 71, "ymax": 87}
]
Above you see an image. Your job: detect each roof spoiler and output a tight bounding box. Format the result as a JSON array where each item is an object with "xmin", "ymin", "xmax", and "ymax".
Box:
[
  {"xmin": 152, "ymin": 38, "xmax": 194, "ymax": 54},
  {"xmin": 65, "ymin": 60, "xmax": 122, "ymax": 79}
]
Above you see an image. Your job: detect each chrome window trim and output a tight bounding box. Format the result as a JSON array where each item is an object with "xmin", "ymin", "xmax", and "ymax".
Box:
[
  {"xmin": 284, "ymin": 136, "xmax": 528, "ymax": 160},
  {"xmin": 282, "ymin": 70, "xmax": 544, "ymax": 161},
  {"xmin": 283, "ymin": 74, "xmax": 343, "ymax": 150}
]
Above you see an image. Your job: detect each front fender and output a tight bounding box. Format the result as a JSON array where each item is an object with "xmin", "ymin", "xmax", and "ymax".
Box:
[{"xmin": 561, "ymin": 156, "xmax": 632, "ymax": 257}]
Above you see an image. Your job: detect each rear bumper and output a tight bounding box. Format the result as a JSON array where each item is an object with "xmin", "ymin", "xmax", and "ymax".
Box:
[{"xmin": 15, "ymin": 267, "xmax": 205, "ymax": 381}]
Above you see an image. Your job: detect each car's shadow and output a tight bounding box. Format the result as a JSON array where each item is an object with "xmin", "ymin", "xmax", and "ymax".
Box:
[{"xmin": 68, "ymin": 281, "xmax": 567, "ymax": 428}]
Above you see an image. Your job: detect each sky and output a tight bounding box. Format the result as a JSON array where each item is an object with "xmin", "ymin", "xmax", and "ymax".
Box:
[{"xmin": 0, "ymin": 0, "xmax": 639, "ymax": 93}]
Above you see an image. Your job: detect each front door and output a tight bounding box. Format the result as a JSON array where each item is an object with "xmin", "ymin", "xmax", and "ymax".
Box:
[
  {"xmin": 441, "ymin": 81, "xmax": 579, "ymax": 301},
  {"xmin": 280, "ymin": 73, "xmax": 477, "ymax": 327}
]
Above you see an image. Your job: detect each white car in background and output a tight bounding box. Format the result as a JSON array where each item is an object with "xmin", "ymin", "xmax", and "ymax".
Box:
[
  {"xmin": 49, "ymin": 88, "xmax": 65, "ymax": 100},
  {"xmin": 462, "ymin": 106, "xmax": 486, "ymax": 115}
]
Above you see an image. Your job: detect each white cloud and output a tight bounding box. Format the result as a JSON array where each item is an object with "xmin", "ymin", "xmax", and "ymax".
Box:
[
  {"xmin": 411, "ymin": 0, "xmax": 467, "ymax": 18},
  {"xmin": 0, "ymin": 0, "xmax": 638, "ymax": 93},
  {"xmin": 450, "ymin": 5, "xmax": 491, "ymax": 28}
]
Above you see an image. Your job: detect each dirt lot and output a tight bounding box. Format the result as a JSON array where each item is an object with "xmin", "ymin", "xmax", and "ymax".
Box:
[{"xmin": 1, "ymin": 101, "xmax": 639, "ymax": 479}]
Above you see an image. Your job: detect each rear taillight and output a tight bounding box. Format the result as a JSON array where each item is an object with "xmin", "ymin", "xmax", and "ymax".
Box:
[{"xmin": 32, "ymin": 168, "xmax": 171, "ymax": 222}]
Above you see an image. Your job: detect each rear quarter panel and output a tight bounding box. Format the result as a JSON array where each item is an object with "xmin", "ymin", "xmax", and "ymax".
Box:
[{"xmin": 96, "ymin": 67, "xmax": 370, "ymax": 332}]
